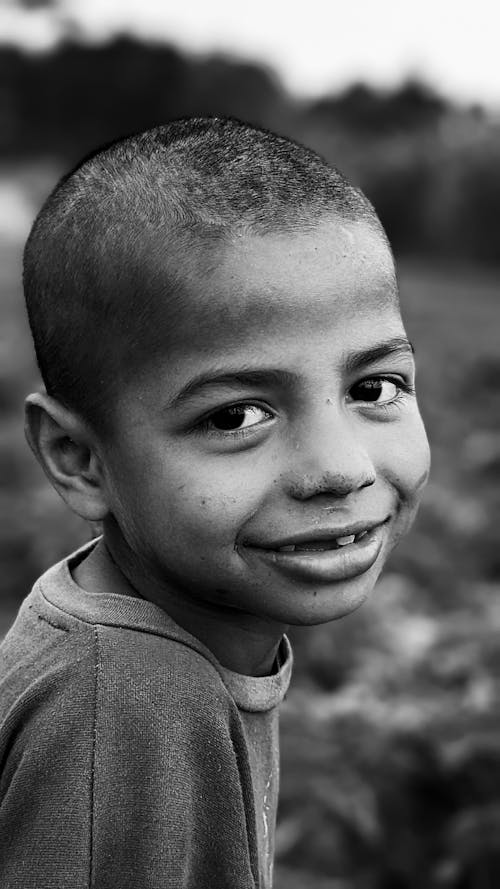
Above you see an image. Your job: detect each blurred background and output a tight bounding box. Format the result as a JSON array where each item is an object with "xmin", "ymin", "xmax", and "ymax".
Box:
[{"xmin": 1, "ymin": 0, "xmax": 499, "ymax": 885}]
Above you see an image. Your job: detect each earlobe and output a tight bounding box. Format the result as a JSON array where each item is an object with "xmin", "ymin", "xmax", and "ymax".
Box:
[{"xmin": 24, "ymin": 392, "xmax": 109, "ymax": 522}]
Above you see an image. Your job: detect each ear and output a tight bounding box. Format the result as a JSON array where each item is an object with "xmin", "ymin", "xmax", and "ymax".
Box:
[{"xmin": 24, "ymin": 392, "xmax": 109, "ymax": 522}]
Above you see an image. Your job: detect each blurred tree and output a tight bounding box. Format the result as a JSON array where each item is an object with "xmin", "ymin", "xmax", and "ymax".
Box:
[
  {"xmin": 1, "ymin": 39, "xmax": 498, "ymax": 261},
  {"xmin": 308, "ymin": 79, "xmax": 447, "ymax": 135},
  {"xmin": 0, "ymin": 39, "xmax": 285, "ymax": 163},
  {"xmin": 454, "ymin": 138, "xmax": 500, "ymax": 262},
  {"xmin": 16, "ymin": 0, "xmax": 57, "ymax": 7}
]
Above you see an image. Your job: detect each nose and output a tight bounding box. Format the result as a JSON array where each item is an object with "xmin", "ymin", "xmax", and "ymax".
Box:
[{"xmin": 286, "ymin": 409, "xmax": 376, "ymax": 501}]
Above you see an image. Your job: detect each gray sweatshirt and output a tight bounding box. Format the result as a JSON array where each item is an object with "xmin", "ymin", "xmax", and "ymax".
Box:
[{"xmin": 0, "ymin": 544, "xmax": 292, "ymax": 888}]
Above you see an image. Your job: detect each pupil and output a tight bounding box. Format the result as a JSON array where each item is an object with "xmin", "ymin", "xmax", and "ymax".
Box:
[
  {"xmin": 212, "ymin": 406, "xmax": 246, "ymax": 430},
  {"xmin": 355, "ymin": 380, "xmax": 382, "ymax": 402}
]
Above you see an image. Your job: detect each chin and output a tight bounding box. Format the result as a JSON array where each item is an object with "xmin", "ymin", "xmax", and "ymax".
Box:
[{"xmin": 270, "ymin": 570, "xmax": 382, "ymax": 628}]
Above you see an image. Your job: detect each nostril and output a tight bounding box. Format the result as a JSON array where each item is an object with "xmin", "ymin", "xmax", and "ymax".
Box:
[
  {"xmin": 361, "ymin": 473, "xmax": 376, "ymax": 488},
  {"xmin": 289, "ymin": 469, "xmax": 375, "ymax": 501}
]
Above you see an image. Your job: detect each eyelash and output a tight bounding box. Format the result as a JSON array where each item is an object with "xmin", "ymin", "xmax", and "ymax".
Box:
[
  {"xmin": 196, "ymin": 403, "xmax": 274, "ymax": 440},
  {"xmin": 350, "ymin": 376, "xmax": 415, "ymax": 410},
  {"xmin": 194, "ymin": 376, "xmax": 415, "ymax": 439}
]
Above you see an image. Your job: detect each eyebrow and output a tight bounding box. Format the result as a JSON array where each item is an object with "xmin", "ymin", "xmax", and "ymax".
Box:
[
  {"xmin": 170, "ymin": 336, "xmax": 414, "ymax": 407},
  {"xmin": 344, "ymin": 336, "xmax": 414, "ymax": 374},
  {"xmin": 170, "ymin": 369, "xmax": 298, "ymax": 407}
]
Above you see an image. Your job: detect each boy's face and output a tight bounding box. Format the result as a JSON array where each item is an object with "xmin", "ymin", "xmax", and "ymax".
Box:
[{"xmin": 99, "ymin": 215, "xmax": 430, "ymax": 628}]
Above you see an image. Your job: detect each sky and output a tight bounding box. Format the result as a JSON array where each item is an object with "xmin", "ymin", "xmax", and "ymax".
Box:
[{"xmin": 1, "ymin": 0, "xmax": 500, "ymax": 108}]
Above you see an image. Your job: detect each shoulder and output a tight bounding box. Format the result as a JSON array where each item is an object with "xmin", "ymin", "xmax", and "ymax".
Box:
[
  {"xmin": 94, "ymin": 623, "xmax": 233, "ymax": 731},
  {"xmin": 0, "ymin": 588, "xmax": 97, "ymax": 725},
  {"xmin": 0, "ymin": 593, "xmax": 98, "ymax": 814}
]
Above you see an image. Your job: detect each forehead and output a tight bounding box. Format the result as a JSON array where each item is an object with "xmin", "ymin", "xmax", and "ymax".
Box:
[
  {"xmin": 154, "ymin": 216, "xmax": 398, "ymax": 351},
  {"xmin": 111, "ymin": 216, "xmax": 406, "ymax": 417}
]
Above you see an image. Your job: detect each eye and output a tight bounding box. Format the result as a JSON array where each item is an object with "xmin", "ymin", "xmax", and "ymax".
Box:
[
  {"xmin": 350, "ymin": 377, "xmax": 402, "ymax": 404},
  {"xmin": 202, "ymin": 404, "xmax": 273, "ymax": 433}
]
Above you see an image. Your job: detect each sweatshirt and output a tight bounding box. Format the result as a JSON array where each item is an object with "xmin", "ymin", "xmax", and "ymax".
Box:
[{"xmin": 0, "ymin": 543, "xmax": 292, "ymax": 888}]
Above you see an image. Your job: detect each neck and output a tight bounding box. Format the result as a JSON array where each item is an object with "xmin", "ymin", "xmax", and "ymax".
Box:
[{"xmin": 74, "ymin": 536, "xmax": 286, "ymax": 677}]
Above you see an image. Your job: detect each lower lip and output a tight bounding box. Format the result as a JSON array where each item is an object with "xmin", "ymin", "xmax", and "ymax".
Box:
[{"xmin": 246, "ymin": 524, "xmax": 386, "ymax": 584}]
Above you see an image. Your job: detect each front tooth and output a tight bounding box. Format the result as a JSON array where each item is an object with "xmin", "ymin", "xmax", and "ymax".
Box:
[
  {"xmin": 279, "ymin": 544, "xmax": 296, "ymax": 552},
  {"xmin": 336, "ymin": 534, "xmax": 356, "ymax": 546}
]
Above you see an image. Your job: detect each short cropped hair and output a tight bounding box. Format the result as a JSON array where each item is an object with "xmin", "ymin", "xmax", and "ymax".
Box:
[{"xmin": 23, "ymin": 116, "xmax": 381, "ymax": 433}]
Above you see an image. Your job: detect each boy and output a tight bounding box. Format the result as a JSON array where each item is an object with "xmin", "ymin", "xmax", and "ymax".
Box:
[{"xmin": 0, "ymin": 117, "xmax": 430, "ymax": 888}]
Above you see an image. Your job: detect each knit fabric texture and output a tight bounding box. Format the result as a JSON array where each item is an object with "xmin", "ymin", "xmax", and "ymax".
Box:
[{"xmin": 0, "ymin": 542, "xmax": 292, "ymax": 888}]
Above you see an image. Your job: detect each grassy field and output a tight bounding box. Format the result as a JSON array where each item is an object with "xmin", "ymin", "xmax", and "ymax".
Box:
[{"xmin": 1, "ymin": 166, "xmax": 499, "ymax": 886}]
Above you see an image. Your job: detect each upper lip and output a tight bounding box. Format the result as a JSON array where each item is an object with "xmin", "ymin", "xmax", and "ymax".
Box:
[{"xmin": 249, "ymin": 518, "xmax": 389, "ymax": 550}]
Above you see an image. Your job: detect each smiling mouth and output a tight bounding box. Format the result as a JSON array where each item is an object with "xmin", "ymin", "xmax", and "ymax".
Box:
[
  {"xmin": 275, "ymin": 531, "xmax": 368, "ymax": 553},
  {"xmin": 243, "ymin": 520, "xmax": 389, "ymax": 584}
]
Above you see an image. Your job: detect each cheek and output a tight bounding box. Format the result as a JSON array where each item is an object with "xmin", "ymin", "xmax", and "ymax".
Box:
[
  {"xmin": 382, "ymin": 415, "xmax": 431, "ymax": 503},
  {"xmin": 147, "ymin": 452, "xmax": 270, "ymax": 542}
]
